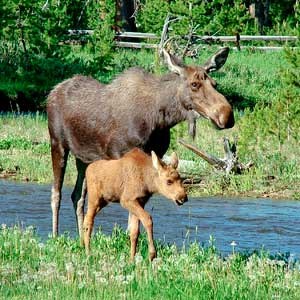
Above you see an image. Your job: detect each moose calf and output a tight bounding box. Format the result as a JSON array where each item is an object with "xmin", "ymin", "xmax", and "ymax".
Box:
[{"xmin": 83, "ymin": 148, "xmax": 188, "ymax": 261}]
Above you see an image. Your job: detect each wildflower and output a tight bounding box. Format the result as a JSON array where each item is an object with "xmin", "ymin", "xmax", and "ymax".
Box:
[
  {"xmin": 126, "ymin": 274, "xmax": 134, "ymax": 282},
  {"xmin": 152, "ymin": 257, "xmax": 162, "ymax": 265},
  {"xmin": 98, "ymin": 277, "xmax": 108, "ymax": 284},
  {"xmin": 294, "ymin": 281, "xmax": 300, "ymax": 287},
  {"xmin": 100, "ymin": 262, "xmax": 111, "ymax": 273},
  {"xmin": 230, "ymin": 241, "xmax": 237, "ymax": 254},
  {"xmin": 94, "ymin": 272, "xmax": 108, "ymax": 284},
  {"xmin": 135, "ymin": 254, "xmax": 143, "ymax": 264},
  {"xmin": 273, "ymin": 260, "xmax": 285, "ymax": 267},
  {"xmin": 65, "ymin": 262, "xmax": 74, "ymax": 274},
  {"xmin": 3, "ymin": 242, "xmax": 10, "ymax": 248},
  {"xmin": 58, "ymin": 275, "xmax": 67, "ymax": 282},
  {"xmin": 230, "ymin": 241, "xmax": 237, "ymax": 247},
  {"xmin": 21, "ymin": 273, "xmax": 31, "ymax": 282},
  {"xmin": 1, "ymin": 224, "xmax": 7, "ymax": 230},
  {"xmin": 78, "ymin": 282, "xmax": 85, "ymax": 289},
  {"xmin": 115, "ymin": 274, "xmax": 126, "ymax": 283},
  {"xmin": 1, "ymin": 264, "xmax": 14, "ymax": 275},
  {"xmin": 25, "ymin": 225, "xmax": 35, "ymax": 233},
  {"xmin": 30, "ymin": 238, "xmax": 37, "ymax": 244},
  {"xmin": 32, "ymin": 274, "xmax": 38, "ymax": 281},
  {"xmin": 38, "ymin": 243, "xmax": 45, "ymax": 249}
]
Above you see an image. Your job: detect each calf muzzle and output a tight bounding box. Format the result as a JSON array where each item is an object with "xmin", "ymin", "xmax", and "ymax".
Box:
[{"xmin": 175, "ymin": 194, "xmax": 188, "ymax": 206}]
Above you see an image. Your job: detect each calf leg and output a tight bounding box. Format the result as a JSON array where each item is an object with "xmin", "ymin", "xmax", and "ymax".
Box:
[
  {"xmin": 83, "ymin": 191, "xmax": 106, "ymax": 254},
  {"xmin": 127, "ymin": 196, "xmax": 149, "ymax": 232},
  {"xmin": 129, "ymin": 213, "xmax": 140, "ymax": 262},
  {"xmin": 83, "ymin": 204, "xmax": 97, "ymax": 254},
  {"xmin": 121, "ymin": 201, "xmax": 156, "ymax": 261},
  {"xmin": 71, "ymin": 159, "xmax": 87, "ymax": 239},
  {"xmin": 50, "ymin": 142, "xmax": 69, "ymax": 237}
]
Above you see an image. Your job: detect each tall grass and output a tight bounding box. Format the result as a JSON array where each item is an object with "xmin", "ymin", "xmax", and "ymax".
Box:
[
  {"xmin": 0, "ymin": 112, "xmax": 76, "ymax": 184},
  {"xmin": 1, "ymin": 226, "xmax": 300, "ymax": 300}
]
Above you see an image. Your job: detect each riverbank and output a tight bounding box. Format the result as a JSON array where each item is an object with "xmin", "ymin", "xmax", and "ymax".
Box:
[
  {"xmin": 1, "ymin": 226, "xmax": 300, "ymax": 300},
  {"xmin": 0, "ymin": 113, "xmax": 299, "ymax": 200}
]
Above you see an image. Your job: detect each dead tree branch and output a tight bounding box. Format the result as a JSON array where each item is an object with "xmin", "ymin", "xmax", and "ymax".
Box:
[{"xmin": 179, "ymin": 138, "xmax": 254, "ymax": 175}]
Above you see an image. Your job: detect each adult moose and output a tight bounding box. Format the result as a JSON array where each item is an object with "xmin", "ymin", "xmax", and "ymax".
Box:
[{"xmin": 47, "ymin": 48, "xmax": 234, "ymax": 238}]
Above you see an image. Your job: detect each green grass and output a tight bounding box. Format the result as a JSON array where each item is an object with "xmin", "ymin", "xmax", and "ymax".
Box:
[
  {"xmin": 1, "ymin": 226, "xmax": 300, "ymax": 300},
  {"xmin": 0, "ymin": 113, "xmax": 76, "ymax": 184}
]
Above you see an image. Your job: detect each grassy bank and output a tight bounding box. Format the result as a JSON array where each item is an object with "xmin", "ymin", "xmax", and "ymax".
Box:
[
  {"xmin": 1, "ymin": 226, "xmax": 300, "ymax": 300},
  {"xmin": 0, "ymin": 112, "xmax": 76, "ymax": 185},
  {"xmin": 0, "ymin": 111, "xmax": 299, "ymax": 199},
  {"xmin": 0, "ymin": 49, "xmax": 299, "ymax": 199}
]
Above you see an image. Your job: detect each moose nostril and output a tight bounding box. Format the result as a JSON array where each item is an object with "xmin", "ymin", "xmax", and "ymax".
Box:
[
  {"xmin": 228, "ymin": 113, "xmax": 235, "ymax": 128},
  {"xmin": 218, "ymin": 109, "xmax": 235, "ymax": 129}
]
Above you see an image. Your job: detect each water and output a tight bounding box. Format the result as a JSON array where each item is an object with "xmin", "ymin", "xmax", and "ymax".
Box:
[{"xmin": 1, "ymin": 179, "xmax": 300, "ymax": 256}]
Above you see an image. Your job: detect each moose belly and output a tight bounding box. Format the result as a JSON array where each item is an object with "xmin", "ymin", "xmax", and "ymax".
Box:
[{"xmin": 64, "ymin": 113, "xmax": 153, "ymax": 163}]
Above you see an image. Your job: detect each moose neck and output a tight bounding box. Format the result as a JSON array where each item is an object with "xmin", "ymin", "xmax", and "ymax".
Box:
[{"xmin": 154, "ymin": 73, "xmax": 189, "ymax": 128}]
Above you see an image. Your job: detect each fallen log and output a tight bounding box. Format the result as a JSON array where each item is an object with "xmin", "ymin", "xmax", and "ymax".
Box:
[{"xmin": 179, "ymin": 138, "xmax": 254, "ymax": 175}]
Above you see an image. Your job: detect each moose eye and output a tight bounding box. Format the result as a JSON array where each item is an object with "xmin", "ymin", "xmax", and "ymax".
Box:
[
  {"xmin": 191, "ymin": 82, "xmax": 199, "ymax": 90},
  {"xmin": 167, "ymin": 180, "xmax": 173, "ymax": 185}
]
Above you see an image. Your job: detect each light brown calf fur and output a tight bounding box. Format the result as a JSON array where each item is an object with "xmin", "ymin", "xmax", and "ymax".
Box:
[{"xmin": 83, "ymin": 148, "xmax": 187, "ymax": 261}]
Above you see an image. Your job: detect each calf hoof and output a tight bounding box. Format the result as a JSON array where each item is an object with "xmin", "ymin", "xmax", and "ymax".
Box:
[{"xmin": 149, "ymin": 251, "xmax": 157, "ymax": 261}]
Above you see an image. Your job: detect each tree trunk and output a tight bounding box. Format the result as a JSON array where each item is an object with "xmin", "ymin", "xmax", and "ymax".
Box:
[{"xmin": 115, "ymin": 0, "xmax": 137, "ymax": 33}]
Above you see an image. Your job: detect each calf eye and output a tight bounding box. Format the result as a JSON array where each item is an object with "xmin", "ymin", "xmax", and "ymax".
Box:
[
  {"xmin": 167, "ymin": 180, "xmax": 173, "ymax": 185},
  {"xmin": 191, "ymin": 82, "xmax": 200, "ymax": 90}
]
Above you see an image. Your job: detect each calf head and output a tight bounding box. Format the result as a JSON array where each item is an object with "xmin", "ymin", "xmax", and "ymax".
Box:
[
  {"xmin": 151, "ymin": 151, "xmax": 187, "ymax": 206},
  {"xmin": 163, "ymin": 48, "xmax": 234, "ymax": 130}
]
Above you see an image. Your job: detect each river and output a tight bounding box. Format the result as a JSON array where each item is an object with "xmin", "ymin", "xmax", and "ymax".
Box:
[{"xmin": 1, "ymin": 179, "xmax": 300, "ymax": 257}]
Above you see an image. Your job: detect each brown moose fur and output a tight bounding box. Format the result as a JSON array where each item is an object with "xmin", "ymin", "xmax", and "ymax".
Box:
[
  {"xmin": 83, "ymin": 148, "xmax": 187, "ymax": 261},
  {"xmin": 47, "ymin": 49, "xmax": 234, "ymax": 238}
]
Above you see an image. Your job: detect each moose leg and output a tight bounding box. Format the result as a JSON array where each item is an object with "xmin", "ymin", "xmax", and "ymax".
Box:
[
  {"xmin": 71, "ymin": 158, "xmax": 87, "ymax": 239},
  {"xmin": 50, "ymin": 143, "xmax": 69, "ymax": 237},
  {"xmin": 128, "ymin": 212, "xmax": 140, "ymax": 262},
  {"xmin": 122, "ymin": 201, "xmax": 156, "ymax": 261},
  {"xmin": 144, "ymin": 128, "xmax": 170, "ymax": 158}
]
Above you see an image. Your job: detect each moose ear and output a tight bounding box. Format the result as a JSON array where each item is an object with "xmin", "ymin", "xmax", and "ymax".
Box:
[
  {"xmin": 170, "ymin": 152, "xmax": 179, "ymax": 169},
  {"xmin": 203, "ymin": 47, "xmax": 230, "ymax": 73},
  {"xmin": 163, "ymin": 49, "xmax": 185, "ymax": 76},
  {"xmin": 151, "ymin": 151, "xmax": 162, "ymax": 171}
]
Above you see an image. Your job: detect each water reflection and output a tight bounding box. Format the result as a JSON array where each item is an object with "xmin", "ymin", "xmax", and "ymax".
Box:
[{"xmin": 1, "ymin": 180, "xmax": 300, "ymax": 256}]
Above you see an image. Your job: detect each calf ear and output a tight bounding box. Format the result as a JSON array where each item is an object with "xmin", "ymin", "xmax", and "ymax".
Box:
[
  {"xmin": 151, "ymin": 151, "xmax": 162, "ymax": 171},
  {"xmin": 203, "ymin": 47, "xmax": 229, "ymax": 73},
  {"xmin": 170, "ymin": 152, "xmax": 179, "ymax": 169},
  {"xmin": 163, "ymin": 49, "xmax": 185, "ymax": 76}
]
